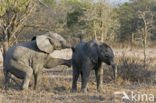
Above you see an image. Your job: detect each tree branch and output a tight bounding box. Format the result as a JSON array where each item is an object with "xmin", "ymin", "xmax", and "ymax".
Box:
[{"xmin": 8, "ymin": 2, "xmax": 35, "ymax": 45}]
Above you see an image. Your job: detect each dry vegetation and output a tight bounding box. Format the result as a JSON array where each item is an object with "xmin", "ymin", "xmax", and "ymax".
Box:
[{"xmin": 0, "ymin": 47, "xmax": 156, "ymax": 103}]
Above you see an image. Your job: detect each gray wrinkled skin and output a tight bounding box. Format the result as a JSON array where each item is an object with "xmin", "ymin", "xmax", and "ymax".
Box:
[
  {"xmin": 71, "ymin": 40, "xmax": 117, "ymax": 92},
  {"xmin": 3, "ymin": 32, "xmax": 72, "ymax": 90}
]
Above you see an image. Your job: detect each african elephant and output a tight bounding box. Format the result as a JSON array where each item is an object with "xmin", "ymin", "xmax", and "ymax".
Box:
[
  {"xmin": 3, "ymin": 32, "xmax": 72, "ymax": 90},
  {"xmin": 71, "ymin": 39, "xmax": 117, "ymax": 92}
]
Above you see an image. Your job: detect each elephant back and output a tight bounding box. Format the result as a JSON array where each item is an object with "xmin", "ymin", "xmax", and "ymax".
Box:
[{"xmin": 84, "ymin": 40, "xmax": 99, "ymax": 63}]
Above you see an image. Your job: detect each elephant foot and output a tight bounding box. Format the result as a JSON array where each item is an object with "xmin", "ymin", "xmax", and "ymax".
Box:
[
  {"xmin": 4, "ymin": 82, "xmax": 9, "ymax": 90},
  {"xmin": 97, "ymin": 85, "xmax": 104, "ymax": 93},
  {"xmin": 21, "ymin": 87, "xmax": 28, "ymax": 91},
  {"xmin": 113, "ymin": 80, "xmax": 117, "ymax": 84},
  {"xmin": 80, "ymin": 88, "xmax": 88, "ymax": 93},
  {"xmin": 71, "ymin": 89, "xmax": 77, "ymax": 93},
  {"xmin": 21, "ymin": 85, "xmax": 29, "ymax": 90},
  {"xmin": 33, "ymin": 87, "xmax": 39, "ymax": 91},
  {"xmin": 97, "ymin": 88, "xmax": 104, "ymax": 93},
  {"xmin": 4, "ymin": 86, "xmax": 9, "ymax": 91}
]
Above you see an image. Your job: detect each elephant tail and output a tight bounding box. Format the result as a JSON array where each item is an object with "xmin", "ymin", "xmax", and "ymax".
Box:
[
  {"xmin": 71, "ymin": 46, "xmax": 75, "ymax": 52},
  {"xmin": 77, "ymin": 34, "xmax": 83, "ymax": 42},
  {"xmin": 31, "ymin": 36, "xmax": 36, "ymax": 41},
  {"xmin": 71, "ymin": 34, "xmax": 82, "ymax": 53}
]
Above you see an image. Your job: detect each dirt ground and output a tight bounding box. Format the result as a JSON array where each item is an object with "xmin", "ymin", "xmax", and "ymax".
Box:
[{"xmin": 0, "ymin": 48, "xmax": 156, "ymax": 103}]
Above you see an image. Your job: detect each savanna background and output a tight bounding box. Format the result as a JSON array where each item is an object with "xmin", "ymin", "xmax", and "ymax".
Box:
[{"xmin": 0, "ymin": 0, "xmax": 156, "ymax": 102}]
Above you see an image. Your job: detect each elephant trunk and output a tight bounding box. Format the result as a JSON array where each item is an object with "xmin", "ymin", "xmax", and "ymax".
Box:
[
  {"xmin": 62, "ymin": 59, "xmax": 72, "ymax": 67},
  {"xmin": 45, "ymin": 57, "xmax": 72, "ymax": 68},
  {"xmin": 111, "ymin": 61, "xmax": 117, "ymax": 81}
]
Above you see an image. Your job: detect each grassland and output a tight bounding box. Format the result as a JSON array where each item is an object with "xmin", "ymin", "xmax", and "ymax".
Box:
[{"xmin": 0, "ymin": 47, "xmax": 156, "ymax": 103}]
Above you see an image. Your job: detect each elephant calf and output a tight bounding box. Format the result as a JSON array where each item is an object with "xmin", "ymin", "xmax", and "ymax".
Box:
[
  {"xmin": 71, "ymin": 39, "xmax": 117, "ymax": 92},
  {"xmin": 3, "ymin": 32, "xmax": 72, "ymax": 90}
]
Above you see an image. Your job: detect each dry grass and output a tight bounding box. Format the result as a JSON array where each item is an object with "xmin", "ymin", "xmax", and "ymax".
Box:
[
  {"xmin": 0, "ymin": 48, "xmax": 156, "ymax": 103},
  {"xmin": 116, "ymin": 48, "xmax": 156, "ymax": 83}
]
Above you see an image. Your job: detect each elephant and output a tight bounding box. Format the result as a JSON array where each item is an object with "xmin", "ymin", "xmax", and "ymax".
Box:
[
  {"xmin": 3, "ymin": 32, "xmax": 72, "ymax": 90},
  {"xmin": 71, "ymin": 39, "xmax": 117, "ymax": 92}
]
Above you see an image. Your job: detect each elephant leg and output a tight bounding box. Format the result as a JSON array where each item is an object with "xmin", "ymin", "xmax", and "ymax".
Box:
[
  {"xmin": 9, "ymin": 62, "xmax": 33, "ymax": 90},
  {"xmin": 81, "ymin": 62, "xmax": 92, "ymax": 92},
  {"xmin": 13, "ymin": 64, "xmax": 33, "ymax": 90},
  {"xmin": 95, "ymin": 64, "xmax": 103, "ymax": 92},
  {"xmin": 81, "ymin": 71, "xmax": 90, "ymax": 93},
  {"xmin": 33, "ymin": 71, "xmax": 41, "ymax": 90},
  {"xmin": 4, "ymin": 70, "xmax": 11, "ymax": 90},
  {"xmin": 72, "ymin": 65, "xmax": 79, "ymax": 92},
  {"xmin": 21, "ymin": 69, "xmax": 33, "ymax": 90}
]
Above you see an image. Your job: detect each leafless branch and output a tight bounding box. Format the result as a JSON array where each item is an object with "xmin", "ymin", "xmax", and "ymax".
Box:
[{"xmin": 8, "ymin": 2, "xmax": 35, "ymax": 45}]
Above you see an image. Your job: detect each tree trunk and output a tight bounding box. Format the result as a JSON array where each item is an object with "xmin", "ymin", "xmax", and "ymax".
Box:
[{"xmin": 143, "ymin": 28, "xmax": 147, "ymax": 69}]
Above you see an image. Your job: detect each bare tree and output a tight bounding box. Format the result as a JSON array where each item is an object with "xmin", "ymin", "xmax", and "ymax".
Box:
[
  {"xmin": 138, "ymin": 7, "xmax": 153, "ymax": 68},
  {"xmin": 82, "ymin": 0, "xmax": 119, "ymax": 42}
]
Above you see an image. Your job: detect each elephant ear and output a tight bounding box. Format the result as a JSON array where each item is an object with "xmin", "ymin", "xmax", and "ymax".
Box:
[{"xmin": 36, "ymin": 34, "xmax": 54, "ymax": 53}]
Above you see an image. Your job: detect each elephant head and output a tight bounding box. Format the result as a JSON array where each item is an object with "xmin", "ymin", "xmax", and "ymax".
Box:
[
  {"xmin": 35, "ymin": 32, "xmax": 72, "ymax": 53},
  {"xmin": 97, "ymin": 42, "xmax": 117, "ymax": 81},
  {"xmin": 97, "ymin": 42, "xmax": 114, "ymax": 65},
  {"xmin": 84, "ymin": 40, "xmax": 117, "ymax": 81}
]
